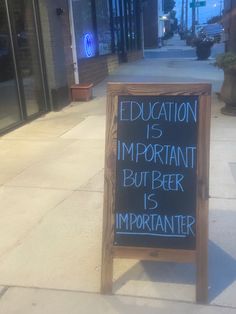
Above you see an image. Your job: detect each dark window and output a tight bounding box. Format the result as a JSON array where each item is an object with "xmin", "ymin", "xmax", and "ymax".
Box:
[
  {"xmin": 72, "ymin": 0, "xmax": 96, "ymax": 58},
  {"xmin": 95, "ymin": 0, "xmax": 112, "ymax": 55},
  {"xmin": 110, "ymin": 0, "xmax": 141, "ymax": 57},
  {"xmin": 10, "ymin": 0, "xmax": 45, "ymax": 116},
  {"xmin": 0, "ymin": 0, "xmax": 46, "ymax": 133},
  {"xmin": 71, "ymin": 0, "xmax": 141, "ymax": 60},
  {"xmin": 0, "ymin": 0, "xmax": 21, "ymax": 131}
]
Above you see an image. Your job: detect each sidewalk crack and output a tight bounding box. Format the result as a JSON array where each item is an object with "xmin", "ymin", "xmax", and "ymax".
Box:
[{"xmin": 0, "ymin": 286, "xmax": 9, "ymax": 299}]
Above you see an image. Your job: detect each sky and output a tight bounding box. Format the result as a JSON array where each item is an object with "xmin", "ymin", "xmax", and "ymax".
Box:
[{"xmin": 175, "ymin": 0, "xmax": 224, "ymax": 27}]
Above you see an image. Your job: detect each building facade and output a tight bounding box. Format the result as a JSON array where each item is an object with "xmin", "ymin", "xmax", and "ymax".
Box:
[
  {"xmin": 0, "ymin": 0, "xmax": 143, "ymax": 134},
  {"xmin": 223, "ymin": 0, "xmax": 236, "ymax": 53},
  {"xmin": 143, "ymin": 0, "xmax": 164, "ymax": 48}
]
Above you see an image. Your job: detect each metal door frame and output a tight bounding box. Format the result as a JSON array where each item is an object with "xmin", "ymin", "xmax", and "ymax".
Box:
[{"xmin": 68, "ymin": 0, "xmax": 80, "ymax": 84}]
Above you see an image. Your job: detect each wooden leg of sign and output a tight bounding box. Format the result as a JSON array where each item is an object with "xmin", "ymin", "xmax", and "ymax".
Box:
[
  {"xmin": 101, "ymin": 173, "xmax": 114, "ymax": 294},
  {"xmin": 196, "ymin": 176, "xmax": 209, "ymax": 304},
  {"xmin": 196, "ymin": 94, "xmax": 210, "ymax": 304},
  {"xmin": 196, "ymin": 242, "xmax": 208, "ymax": 303},
  {"xmin": 101, "ymin": 246, "xmax": 113, "ymax": 294}
]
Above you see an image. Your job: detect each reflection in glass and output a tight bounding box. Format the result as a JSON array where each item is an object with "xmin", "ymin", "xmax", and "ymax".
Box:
[
  {"xmin": 95, "ymin": 0, "xmax": 112, "ymax": 55},
  {"xmin": 72, "ymin": 0, "xmax": 96, "ymax": 59},
  {"xmin": 11, "ymin": 0, "xmax": 44, "ymax": 117},
  {"xmin": 127, "ymin": 0, "xmax": 137, "ymax": 50},
  {"xmin": 0, "ymin": 0, "xmax": 21, "ymax": 130},
  {"xmin": 110, "ymin": 0, "xmax": 141, "ymax": 56}
]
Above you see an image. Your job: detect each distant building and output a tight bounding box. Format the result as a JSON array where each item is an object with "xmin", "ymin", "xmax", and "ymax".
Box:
[{"xmin": 0, "ymin": 0, "xmax": 143, "ymax": 134}]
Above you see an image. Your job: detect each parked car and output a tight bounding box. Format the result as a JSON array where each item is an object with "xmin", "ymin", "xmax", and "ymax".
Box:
[{"xmin": 197, "ymin": 24, "xmax": 224, "ymax": 43}]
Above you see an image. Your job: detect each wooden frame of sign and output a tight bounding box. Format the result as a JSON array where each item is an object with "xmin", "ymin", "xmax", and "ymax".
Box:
[{"xmin": 101, "ymin": 83, "xmax": 211, "ymax": 304}]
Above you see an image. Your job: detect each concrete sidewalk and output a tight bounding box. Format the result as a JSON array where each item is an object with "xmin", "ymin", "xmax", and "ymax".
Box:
[
  {"xmin": 145, "ymin": 33, "xmax": 194, "ymax": 51},
  {"xmin": 145, "ymin": 34, "xmax": 225, "ymax": 59},
  {"xmin": 0, "ymin": 54, "xmax": 236, "ymax": 313}
]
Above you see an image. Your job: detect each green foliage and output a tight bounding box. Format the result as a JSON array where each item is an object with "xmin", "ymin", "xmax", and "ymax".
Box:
[
  {"xmin": 207, "ymin": 15, "xmax": 222, "ymax": 24},
  {"xmin": 169, "ymin": 10, "xmax": 178, "ymax": 32},
  {"xmin": 215, "ymin": 52, "xmax": 236, "ymax": 71},
  {"xmin": 170, "ymin": 10, "xmax": 176, "ymax": 19}
]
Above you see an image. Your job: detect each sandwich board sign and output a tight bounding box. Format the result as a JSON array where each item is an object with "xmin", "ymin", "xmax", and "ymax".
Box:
[{"xmin": 101, "ymin": 83, "xmax": 211, "ymax": 303}]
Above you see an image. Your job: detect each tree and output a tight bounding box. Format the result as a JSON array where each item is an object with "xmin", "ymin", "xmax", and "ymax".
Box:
[
  {"xmin": 207, "ymin": 15, "xmax": 222, "ymax": 24},
  {"xmin": 170, "ymin": 9, "xmax": 177, "ymax": 19},
  {"xmin": 163, "ymin": 0, "xmax": 176, "ymax": 14},
  {"xmin": 170, "ymin": 10, "xmax": 178, "ymax": 32}
]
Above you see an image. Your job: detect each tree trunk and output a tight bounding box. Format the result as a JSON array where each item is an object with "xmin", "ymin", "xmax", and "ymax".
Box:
[{"xmin": 220, "ymin": 70, "xmax": 236, "ymax": 116}]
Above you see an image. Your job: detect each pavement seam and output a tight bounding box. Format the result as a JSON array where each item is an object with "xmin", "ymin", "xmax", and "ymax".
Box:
[
  {"xmin": 210, "ymin": 196, "xmax": 236, "ymax": 200},
  {"xmin": 1, "ymin": 185, "xmax": 104, "ymax": 193},
  {"xmin": 0, "ymin": 187, "xmax": 103, "ymax": 260},
  {"xmin": 2, "ymin": 185, "xmax": 74, "ymax": 191},
  {"xmin": 0, "ymin": 189, "xmax": 75, "ymax": 261},
  {"xmin": 211, "ymin": 140, "xmax": 236, "ymax": 142},
  {"xmin": 0, "ymin": 284, "xmax": 235, "ymax": 310},
  {"xmin": 116, "ymin": 294, "xmax": 236, "ymax": 310}
]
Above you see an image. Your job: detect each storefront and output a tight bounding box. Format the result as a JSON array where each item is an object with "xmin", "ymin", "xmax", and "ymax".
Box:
[
  {"xmin": 0, "ymin": 0, "xmax": 143, "ymax": 134},
  {"xmin": 110, "ymin": 0, "xmax": 142, "ymax": 61},
  {"xmin": 0, "ymin": 0, "xmax": 47, "ymax": 134},
  {"xmin": 69, "ymin": 0, "xmax": 143, "ymax": 84}
]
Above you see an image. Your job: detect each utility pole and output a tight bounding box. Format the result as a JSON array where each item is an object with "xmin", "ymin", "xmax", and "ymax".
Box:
[
  {"xmin": 181, "ymin": 0, "xmax": 184, "ymax": 30},
  {"xmin": 185, "ymin": 0, "xmax": 188, "ymax": 30},
  {"xmin": 192, "ymin": 0, "xmax": 196, "ymax": 34},
  {"xmin": 219, "ymin": 0, "xmax": 223, "ymax": 16},
  {"xmin": 197, "ymin": 5, "xmax": 199, "ymax": 25}
]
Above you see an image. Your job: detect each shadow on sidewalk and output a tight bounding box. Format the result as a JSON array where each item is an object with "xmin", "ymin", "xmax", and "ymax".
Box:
[
  {"xmin": 113, "ymin": 239, "xmax": 236, "ymax": 303},
  {"xmin": 208, "ymin": 241, "xmax": 236, "ymax": 301}
]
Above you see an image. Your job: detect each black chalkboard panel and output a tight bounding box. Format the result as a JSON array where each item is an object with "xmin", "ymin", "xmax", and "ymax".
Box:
[{"xmin": 114, "ymin": 95, "xmax": 199, "ymax": 250}]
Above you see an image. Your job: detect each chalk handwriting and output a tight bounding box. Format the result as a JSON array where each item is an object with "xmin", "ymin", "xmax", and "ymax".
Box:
[
  {"xmin": 116, "ymin": 213, "xmax": 195, "ymax": 237},
  {"xmin": 118, "ymin": 141, "xmax": 196, "ymax": 168},
  {"xmin": 144, "ymin": 193, "xmax": 158, "ymax": 210},
  {"xmin": 122, "ymin": 169, "xmax": 184, "ymax": 191},
  {"xmin": 146, "ymin": 124, "xmax": 163, "ymax": 139},
  {"xmin": 120, "ymin": 100, "xmax": 197, "ymax": 123}
]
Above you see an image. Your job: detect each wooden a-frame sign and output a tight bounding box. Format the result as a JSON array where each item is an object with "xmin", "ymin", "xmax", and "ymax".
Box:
[{"xmin": 101, "ymin": 83, "xmax": 211, "ymax": 303}]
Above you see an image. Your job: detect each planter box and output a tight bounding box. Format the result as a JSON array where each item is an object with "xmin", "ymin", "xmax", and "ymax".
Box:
[{"xmin": 70, "ymin": 83, "xmax": 93, "ymax": 101}]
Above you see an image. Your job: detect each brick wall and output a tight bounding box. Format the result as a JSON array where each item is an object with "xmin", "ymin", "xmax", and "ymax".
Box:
[
  {"xmin": 107, "ymin": 55, "xmax": 119, "ymax": 74},
  {"xmin": 78, "ymin": 54, "xmax": 119, "ymax": 85},
  {"xmin": 127, "ymin": 50, "xmax": 144, "ymax": 62},
  {"xmin": 78, "ymin": 52, "xmax": 143, "ymax": 85},
  {"xmin": 224, "ymin": 0, "xmax": 236, "ymax": 53}
]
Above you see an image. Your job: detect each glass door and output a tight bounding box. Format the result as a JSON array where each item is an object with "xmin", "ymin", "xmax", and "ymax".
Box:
[
  {"xmin": 0, "ymin": 0, "xmax": 22, "ymax": 130},
  {"xmin": 9, "ymin": 0, "xmax": 45, "ymax": 117},
  {"xmin": 0, "ymin": 0, "xmax": 46, "ymax": 133}
]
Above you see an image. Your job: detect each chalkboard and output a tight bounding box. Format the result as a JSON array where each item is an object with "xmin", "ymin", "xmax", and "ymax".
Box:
[
  {"xmin": 115, "ymin": 95, "xmax": 198, "ymax": 249},
  {"xmin": 101, "ymin": 83, "xmax": 211, "ymax": 303}
]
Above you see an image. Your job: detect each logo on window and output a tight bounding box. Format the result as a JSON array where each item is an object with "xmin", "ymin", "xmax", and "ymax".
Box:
[{"xmin": 84, "ymin": 33, "xmax": 95, "ymax": 58}]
